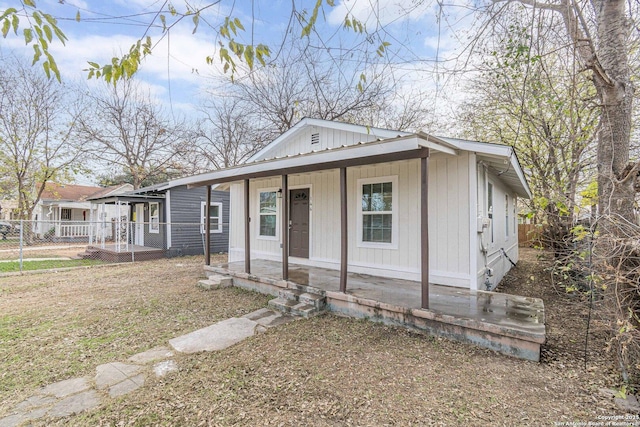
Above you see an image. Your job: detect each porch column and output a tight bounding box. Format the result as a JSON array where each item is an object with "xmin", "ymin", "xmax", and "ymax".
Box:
[
  {"xmin": 281, "ymin": 174, "xmax": 289, "ymax": 281},
  {"xmin": 205, "ymin": 185, "xmax": 211, "ymax": 266},
  {"xmin": 421, "ymin": 152, "xmax": 430, "ymax": 309},
  {"xmin": 340, "ymin": 167, "xmax": 348, "ymax": 293},
  {"xmin": 244, "ymin": 179, "xmax": 251, "ymax": 274}
]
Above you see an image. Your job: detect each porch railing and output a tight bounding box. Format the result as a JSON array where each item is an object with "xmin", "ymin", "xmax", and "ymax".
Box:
[{"xmin": 57, "ymin": 222, "xmax": 91, "ymax": 238}]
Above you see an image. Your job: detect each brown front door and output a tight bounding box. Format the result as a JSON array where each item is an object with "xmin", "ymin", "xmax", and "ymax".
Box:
[{"xmin": 289, "ymin": 188, "xmax": 309, "ymax": 258}]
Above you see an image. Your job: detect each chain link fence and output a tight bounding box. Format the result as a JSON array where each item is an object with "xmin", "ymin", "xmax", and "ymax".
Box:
[{"xmin": 0, "ymin": 219, "xmax": 226, "ymax": 273}]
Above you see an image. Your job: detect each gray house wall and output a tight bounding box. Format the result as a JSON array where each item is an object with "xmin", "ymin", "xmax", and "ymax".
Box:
[{"xmin": 167, "ymin": 185, "xmax": 230, "ymax": 257}]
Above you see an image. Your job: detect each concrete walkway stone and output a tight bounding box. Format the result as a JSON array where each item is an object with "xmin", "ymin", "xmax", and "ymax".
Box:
[
  {"xmin": 0, "ymin": 307, "xmax": 298, "ymax": 426},
  {"xmin": 128, "ymin": 346, "xmax": 174, "ymax": 364},
  {"xmin": 154, "ymin": 360, "xmax": 178, "ymax": 377},
  {"xmin": 95, "ymin": 362, "xmax": 143, "ymax": 390},
  {"xmin": 107, "ymin": 374, "xmax": 145, "ymax": 398},
  {"xmin": 47, "ymin": 389, "xmax": 100, "ymax": 418},
  {"xmin": 40, "ymin": 377, "xmax": 91, "ymax": 398},
  {"xmin": 169, "ymin": 317, "xmax": 258, "ymax": 353}
]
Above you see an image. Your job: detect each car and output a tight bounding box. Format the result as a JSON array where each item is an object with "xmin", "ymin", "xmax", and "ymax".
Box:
[{"xmin": 0, "ymin": 222, "xmax": 14, "ymax": 239}]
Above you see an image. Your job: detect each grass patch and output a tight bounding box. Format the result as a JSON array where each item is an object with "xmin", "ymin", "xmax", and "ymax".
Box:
[{"xmin": 0, "ymin": 258, "xmax": 104, "ymax": 272}]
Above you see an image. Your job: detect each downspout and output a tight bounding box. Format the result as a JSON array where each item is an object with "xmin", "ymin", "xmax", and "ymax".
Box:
[{"xmin": 478, "ymin": 161, "xmax": 493, "ymax": 290}]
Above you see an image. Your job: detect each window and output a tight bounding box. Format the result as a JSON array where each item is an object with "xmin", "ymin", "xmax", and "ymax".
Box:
[
  {"xmin": 259, "ymin": 190, "xmax": 277, "ymax": 237},
  {"xmin": 513, "ymin": 198, "xmax": 517, "ymax": 236},
  {"xmin": 201, "ymin": 202, "xmax": 223, "ymax": 233},
  {"xmin": 149, "ymin": 202, "xmax": 159, "ymax": 233},
  {"xmin": 358, "ymin": 176, "xmax": 398, "ymax": 248},
  {"xmin": 61, "ymin": 208, "xmax": 71, "ymax": 220},
  {"xmin": 487, "ymin": 182, "xmax": 494, "ymax": 243},
  {"xmin": 505, "ymin": 194, "xmax": 509, "ymax": 237}
]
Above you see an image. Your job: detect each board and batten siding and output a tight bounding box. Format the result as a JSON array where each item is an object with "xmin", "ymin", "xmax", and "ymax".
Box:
[
  {"xmin": 229, "ymin": 153, "xmax": 473, "ymax": 287},
  {"xmin": 264, "ymin": 127, "xmax": 383, "ymax": 159},
  {"xmin": 168, "ymin": 185, "xmax": 230, "ymax": 256},
  {"xmin": 475, "ymin": 164, "xmax": 519, "ymax": 290}
]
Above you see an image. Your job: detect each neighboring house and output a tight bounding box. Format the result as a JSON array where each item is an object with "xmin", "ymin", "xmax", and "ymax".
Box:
[
  {"xmin": 89, "ymin": 182, "xmax": 229, "ymax": 257},
  {"xmin": 32, "ymin": 183, "xmax": 133, "ymax": 239},
  {"xmin": 171, "ymin": 118, "xmax": 531, "ymax": 291},
  {"xmin": 0, "ymin": 200, "xmax": 19, "ymax": 220}
]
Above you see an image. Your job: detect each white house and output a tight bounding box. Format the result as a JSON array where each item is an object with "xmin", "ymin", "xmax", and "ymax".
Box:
[
  {"xmin": 33, "ymin": 182, "xmax": 133, "ymax": 239},
  {"xmin": 172, "ymin": 118, "xmax": 531, "ymax": 294}
]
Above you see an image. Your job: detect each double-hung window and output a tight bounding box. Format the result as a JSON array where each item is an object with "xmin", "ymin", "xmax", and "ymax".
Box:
[
  {"xmin": 358, "ymin": 176, "xmax": 398, "ymax": 248},
  {"xmin": 149, "ymin": 202, "xmax": 159, "ymax": 233},
  {"xmin": 201, "ymin": 202, "xmax": 223, "ymax": 233},
  {"xmin": 259, "ymin": 190, "xmax": 277, "ymax": 238}
]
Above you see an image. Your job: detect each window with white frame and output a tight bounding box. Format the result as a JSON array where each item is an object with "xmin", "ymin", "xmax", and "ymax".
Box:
[
  {"xmin": 149, "ymin": 202, "xmax": 159, "ymax": 233},
  {"xmin": 201, "ymin": 202, "xmax": 223, "ymax": 233},
  {"xmin": 259, "ymin": 190, "xmax": 277, "ymax": 238},
  {"xmin": 358, "ymin": 176, "xmax": 398, "ymax": 247}
]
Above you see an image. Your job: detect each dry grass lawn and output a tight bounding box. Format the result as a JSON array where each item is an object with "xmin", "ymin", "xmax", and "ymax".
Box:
[{"xmin": 0, "ymin": 250, "xmax": 626, "ymax": 426}]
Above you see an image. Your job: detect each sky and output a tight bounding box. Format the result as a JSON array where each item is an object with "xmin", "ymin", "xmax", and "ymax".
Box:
[
  {"xmin": 0, "ymin": 0, "xmax": 477, "ymax": 115},
  {"xmin": 0, "ymin": 0, "xmax": 479, "ymax": 184}
]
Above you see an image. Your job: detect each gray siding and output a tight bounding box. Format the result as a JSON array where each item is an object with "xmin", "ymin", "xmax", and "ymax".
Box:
[{"xmin": 168, "ymin": 185, "xmax": 230, "ymax": 257}]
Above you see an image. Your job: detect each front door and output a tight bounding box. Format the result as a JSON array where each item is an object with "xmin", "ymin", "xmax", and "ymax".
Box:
[
  {"xmin": 289, "ymin": 188, "xmax": 309, "ymax": 258},
  {"xmin": 135, "ymin": 204, "xmax": 144, "ymax": 246}
]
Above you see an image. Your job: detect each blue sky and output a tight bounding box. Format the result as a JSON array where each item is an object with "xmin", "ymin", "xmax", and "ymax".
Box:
[{"xmin": 1, "ymin": 0, "xmax": 476, "ymax": 117}]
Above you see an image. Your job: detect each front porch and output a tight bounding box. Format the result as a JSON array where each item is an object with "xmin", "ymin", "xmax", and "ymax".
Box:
[{"xmin": 206, "ymin": 259, "xmax": 546, "ymax": 361}]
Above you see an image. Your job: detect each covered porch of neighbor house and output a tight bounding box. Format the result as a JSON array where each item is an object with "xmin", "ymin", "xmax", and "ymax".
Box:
[{"xmin": 206, "ymin": 259, "xmax": 546, "ymax": 361}]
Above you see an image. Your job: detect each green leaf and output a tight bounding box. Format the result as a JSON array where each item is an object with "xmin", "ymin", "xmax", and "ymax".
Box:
[
  {"xmin": 160, "ymin": 14, "xmax": 166, "ymax": 30},
  {"xmin": 2, "ymin": 19, "xmax": 10, "ymax": 38},
  {"xmin": 11, "ymin": 14, "xmax": 18, "ymax": 34},
  {"xmin": 32, "ymin": 11, "xmax": 42, "ymax": 26},
  {"xmin": 244, "ymin": 44, "xmax": 254, "ymax": 69},
  {"xmin": 75, "ymin": 10, "xmax": 81, "ymax": 22},
  {"xmin": 0, "ymin": 8, "xmax": 18, "ymax": 21},
  {"xmin": 23, "ymin": 27, "xmax": 32, "ymax": 44},
  {"xmin": 192, "ymin": 13, "xmax": 199, "ymax": 34},
  {"xmin": 234, "ymin": 17, "xmax": 244, "ymax": 31},
  {"xmin": 43, "ymin": 24, "xmax": 52, "ymax": 42},
  {"xmin": 24, "ymin": 0, "xmax": 36, "ymax": 7},
  {"xmin": 32, "ymin": 43, "xmax": 41, "ymax": 64}
]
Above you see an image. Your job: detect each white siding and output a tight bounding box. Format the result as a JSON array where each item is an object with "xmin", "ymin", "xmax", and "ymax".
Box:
[
  {"xmin": 475, "ymin": 164, "xmax": 520, "ymax": 290},
  {"xmin": 265, "ymin": 127, "xmax": 381, "ymax": 159},
  {"xmin": 229, "ymin": 154, "xmax": 474, "ymax": 287}
]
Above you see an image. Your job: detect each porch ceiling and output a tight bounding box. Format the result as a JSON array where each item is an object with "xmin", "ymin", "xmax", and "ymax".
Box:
[{"xmin": 173, "ymin": 134, "xmax": 456, "ymax": 189}]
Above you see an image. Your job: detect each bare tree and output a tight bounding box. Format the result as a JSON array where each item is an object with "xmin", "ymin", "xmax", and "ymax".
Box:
[
  {"xmin": 0, "ymin": 57, "xmax": 83, "ymax": 219},
  {"xmin": 76, "ymin": 80, "xmax": 192, "ymax": 189},
  {"xmin": 194, "ymin": 98, "xmax": 267, "ymax": 169}
]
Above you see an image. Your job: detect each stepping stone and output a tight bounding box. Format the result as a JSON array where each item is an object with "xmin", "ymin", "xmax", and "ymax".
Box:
[
  {"xmin": 95, "ymin": 362, "xmax": 143, "ymax": 390},
  {"xmin": 107, "ymin": 373, "xmax": 145, "ymax": 398},
  {"xmin": 15, "ymin": 395, "xmax": 57, "ymax": 412},
  {"xmin": 46, "ymin": 389, "xmax": 100, "ymax": 418},
  {"xmin": 40, "ymin": 377, "xmax": 91, "ymax": 398},
  {"xmin": 169, "ymin": 317, "xmax": 257, "ymax": 353},
  {"xmin": 153, "ymin": 360, "xmax": 178, "ymax": 377},
  {"xmin": 128, "ymin": 346, "xmax": 174, "ymax": 364}
]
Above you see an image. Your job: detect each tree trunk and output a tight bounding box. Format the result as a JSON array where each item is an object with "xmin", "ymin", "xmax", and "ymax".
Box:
[{"xmin": 593, "ymin": 0, "xmax": 635, "ymax": 224}]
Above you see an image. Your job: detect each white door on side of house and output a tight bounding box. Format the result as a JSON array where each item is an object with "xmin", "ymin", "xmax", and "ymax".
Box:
[{"xmin": 135, "ymin": 204, "xmax": 144, "ymax": 246}]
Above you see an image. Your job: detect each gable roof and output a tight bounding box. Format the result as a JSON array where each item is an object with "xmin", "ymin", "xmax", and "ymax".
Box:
[{"xmin": 247, "ymin": 117, "xmax": 411, "ymax": 163}]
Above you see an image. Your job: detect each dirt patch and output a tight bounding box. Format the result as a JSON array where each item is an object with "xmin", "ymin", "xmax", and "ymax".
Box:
[{"xmin": 1, "ymin": 249, "xmax": 627, "ymax": 426}]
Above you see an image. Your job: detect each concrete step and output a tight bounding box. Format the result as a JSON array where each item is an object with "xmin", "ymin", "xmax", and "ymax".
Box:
[
  {"xmin": 278, "ymin": 288, "xmax": 303, "ymax": 301},
  {"xmin": 299, "ymin": 292, "xmax": 325, "ymax": 309},
  {"xmin": 290, "ymin": 302, "xmax": 321, "ymax": 318},
  {"xmin": 286, "ymin": 282, "xmax": 325, "ymax": 297},
  {"xmin": 197, "ymin": 274, "xmax": 232, "ymax": 290},
  {"xmin": 267, "ymin": 298, "xmax": 299, "ymax": 313}
]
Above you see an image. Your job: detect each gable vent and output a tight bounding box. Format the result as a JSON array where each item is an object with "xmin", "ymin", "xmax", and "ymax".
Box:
[{"xmin": 311, "ymin": 133, "xmax": 320, "ymax": 144}]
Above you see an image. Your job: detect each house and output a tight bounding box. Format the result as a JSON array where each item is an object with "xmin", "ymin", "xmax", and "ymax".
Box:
[
  {"xmin": 168, "ymin": 118, "xmax": 544, "ymax": 360},
  {"xmin": 32, "ymin": 182, "xmax": 133, "ymax": 240},
  {"xmin": 172, "ymin": 118, "xmax": 530, "ymax": 291},
  {"xmin": 88, "ymin": 182, "xmax": 229, "ymax": 258}
]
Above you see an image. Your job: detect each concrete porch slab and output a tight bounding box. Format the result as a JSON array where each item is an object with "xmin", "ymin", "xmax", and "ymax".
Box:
[{"xmin": 208, "ymin": 259, "xmax": 546, "ymax": 361}]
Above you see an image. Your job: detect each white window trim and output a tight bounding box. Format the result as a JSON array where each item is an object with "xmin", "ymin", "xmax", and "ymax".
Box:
[
  {"xmin": 257, "ymin": 187, "xmax": 279, "ymax": 241},
  {"xmin": 149, "ymin": 202, "xmax": 160, "ymax": 234},
  {"xmin": 201, "ymin": 201, "xmax": 223, "ymax": 234},
  {"xmin": 356, "ymin": 175, "xmax": 398, "ymax": 250},
  {"xmin": 505, "ymin": 194, "xmax": 509, "ymax": 238}
]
